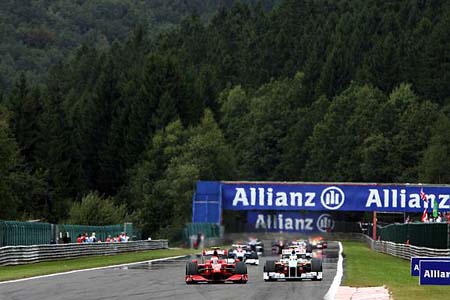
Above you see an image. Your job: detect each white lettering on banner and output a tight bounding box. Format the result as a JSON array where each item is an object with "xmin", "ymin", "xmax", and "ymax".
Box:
[
  {"xmin": 250, "ymin": 188, "xmax": 256, "ymax": 206},
  {"xmin": 232, "ymin": 188, "xmax": 249, "ymax": 206},
  {"xmin": 424, "ymin": 270, "xmax": 450, "ymax": 278},
  {"xmin": 276, "ymin": 192, "xmax": 288, "ymax": 206},
  {"xmin": 305, "ymin": 193, "xmax": 316, "ymax": 207},
  {"xmin": 409, "ymin": 194, "xmax": 421, "ymax": 208},
  {"xmin": 439, "ymin": 195, "xmax": 450, "ymax": 209},
  {"xmin": 289, "ymin": 192, "xmax": 302, "ymax": 206},
  {"xmin": 232, "ymin": 186, "xmax": 450, "ymax": 210},
  {"xmin": 365, "ymin": 189, "xmax": 450, "ymax": 209},
  {"xmin": 232, "ymin": 188, "xmax": 317, "ymax": 208},
  {"xmin": 254, "ymin": 214, "xmax": 314, "ymax": 231},
  {"xmin": 255, "ymin": 214, "xmax": 266, "ymax": 229}
]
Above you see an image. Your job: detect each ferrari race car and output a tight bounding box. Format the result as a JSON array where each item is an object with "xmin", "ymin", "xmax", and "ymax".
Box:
[
  {"xmin": 309, "ymin": 236, "xmax": 328, "ymax": 249},
  {"xmin": 185, "ymin": 248, "xmax": 248, "ymax": 284},
  {"xmin": 263, "ymin": 248, "xmax": 323, "ymax": 281},
  {"xmin": 228, "ymin": 243, "xmax": 259, "ymax": 265}
]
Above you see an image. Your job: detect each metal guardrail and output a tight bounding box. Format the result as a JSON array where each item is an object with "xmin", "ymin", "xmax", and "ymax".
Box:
[
  {"xmin": 363, "ymin": 235, "xmax": 450, "ymax": 260},
  {"xmin": 0, "ymin": 240, "xmax": 168, "ymax": 266}
]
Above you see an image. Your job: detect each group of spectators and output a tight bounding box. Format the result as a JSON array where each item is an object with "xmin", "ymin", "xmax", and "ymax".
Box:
[
  {"xmin": 76, "ymin": 232, "xmax": 129, "ymax": 243},
  {"xmin": 405, "ymin": 211, "xmax": 450, "ymax": 223}
]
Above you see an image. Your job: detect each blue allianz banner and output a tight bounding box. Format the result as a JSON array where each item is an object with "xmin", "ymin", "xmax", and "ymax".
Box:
[
  {"xmin": 246, "ymin": 211, "xmax": 334, "ymax": 233},
  {"xmin": 221, "ymin": 182, "xmax": 450, "ymax": 212},
  {"xmin": 411, "ymin": 257, "xmax": 450, "ymax": 276},
  {"xmin": 419, "ymin": 260, "xmax": 450, "ymax": 285}
]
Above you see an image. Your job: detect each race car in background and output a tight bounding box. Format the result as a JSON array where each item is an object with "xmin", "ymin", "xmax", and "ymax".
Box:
[
  {"xmin": 247, "ymin": 237, "xmax": 264, "ymax": 256},
  {"xmin": 263, "ymin": 248, "xmax": 323, "ymax": 281},
  {"xmin": 185, "ymin": 248, "xmax": 248, "ymax": 284},
  {"xmin": 272, "ymin": 238, "xmax": 286, "ymax": 255},
  {"xmin": 289, "ymin": 240, "xmax": 313, "ymax": 257},
  {"xmin": 309, "ymin": 236, "xmax": 328, "ymax": 249},
  {"xmin": 228, "ymin": 244, "xmax": 247, "ymax": 261},
  {"xmin": 228, "ymin": 243, "xmax": 259, "ymax": 265}
]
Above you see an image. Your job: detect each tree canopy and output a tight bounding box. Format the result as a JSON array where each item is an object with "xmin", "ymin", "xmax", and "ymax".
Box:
[{"xmin": 1, "ymin": 0, "xmax": 450, "ymax": 239}]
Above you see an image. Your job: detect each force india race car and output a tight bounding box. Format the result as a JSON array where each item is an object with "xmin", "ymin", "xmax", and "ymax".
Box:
[
  {"xmin": 185, "ymin": 248, "xmax": 248, "ymax": 284},
  {"xmin": 263, "ymin": 248, "xmax": 323, "ymax": 281},
  {"xmin": 228, "ymin": 243, "xmax": 259, "ymax": 265}
]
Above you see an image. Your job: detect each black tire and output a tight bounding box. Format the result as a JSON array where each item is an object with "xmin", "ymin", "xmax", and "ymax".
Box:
[
  {"xmin": 265, "ymin": 260, "xmax": 276, "ymax": 272},
  {"xmin": 306, "ymin": 244, "xmax": 313, "ymax": 254},
  {"xmin": 186, "ymin": 262, "xmax": 198, "ymax": 275},
  {"xmin": 250, "ymin": 252, "xmax": 258, "ymax": 259},
  {"xmin": 311, "ymin": 258, "xmax": 322, "ymax": 272},
  {"xmin": 235, "ymin": 262, "xmax": 247, "ymax": 274},
  {"xmin": 228, "ymin": 249, "xmax": 234, "ymax": 258}
]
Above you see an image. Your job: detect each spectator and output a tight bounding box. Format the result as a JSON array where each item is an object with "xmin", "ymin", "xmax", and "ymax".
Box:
[
  {"xmin": 76, "ymin": 234, "xmax": 82, "ymax": 244},
  {"xmin": 106, "ymin": 235, "xmax": 113, "ymax": 242},
  {"xmin": 81, "ymin": 232, "xmax": 88, "ymax": 243},
  {"xmin": 87, "ymin": 232, "xmax": 97, "ymax": 243},
  {"xmin": 122, "ymin": 232, "xmax": 129, "ymax": 242},
  {"xmin": 61, "ymin": 232, "xmax": 71, "ymax": 244}
]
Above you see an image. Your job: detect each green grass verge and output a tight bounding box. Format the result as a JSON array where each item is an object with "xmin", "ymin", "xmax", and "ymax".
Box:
[
  {"xmin": 342, "ymin": 241, "xmax": 448, "ymax": 300},
  {"xmin": 0, "ymin": 248, "xmax": 194, "ymax": 282}
]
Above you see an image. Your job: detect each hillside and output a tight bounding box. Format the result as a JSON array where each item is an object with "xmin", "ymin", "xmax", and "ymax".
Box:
[{"xmin": 1, "ymin": 0, "xmax": 450, "ymax": 240}]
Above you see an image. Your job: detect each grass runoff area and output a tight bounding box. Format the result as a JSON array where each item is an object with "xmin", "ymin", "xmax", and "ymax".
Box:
[
  {"xmin": 0, "ymin": 248, "xmax": 194, "ymax": 282},
  {"xmin": 343, "ymin": 241, "xmax": 448, "ymax": 300}
]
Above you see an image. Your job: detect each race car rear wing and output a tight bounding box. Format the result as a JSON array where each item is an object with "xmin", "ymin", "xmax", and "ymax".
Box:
[{"xmin": 203, "ymin": 249, "xmax": 227, "ymax": 256}]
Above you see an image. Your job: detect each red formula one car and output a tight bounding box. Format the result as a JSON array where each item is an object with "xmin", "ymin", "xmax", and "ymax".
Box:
[{"xmin": 185, "ymin": 248, "xmax": 248, "ymax": 284}]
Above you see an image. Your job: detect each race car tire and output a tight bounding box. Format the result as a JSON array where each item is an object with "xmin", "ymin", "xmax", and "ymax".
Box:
[
  {"xmin": 235, "ymin": 262, "xmax": 247, "ymax": 274},
  {"xmin": 264, "ymin": 260, "xmax": 276, "ymax": 272},
  {"xmin": 186, "ymin": 262, "xmax": 199, "ymax": 275},
  {"xmin": 306, "ymin": 244, "xmax": 313, "ymax": 254},
  {"xmin": 249, "ymin": 252, "xmax": 258, "ymax": 259},
  {"xmin": 311, "ymin": 258, "xmax": 322, "ymax": 272}
]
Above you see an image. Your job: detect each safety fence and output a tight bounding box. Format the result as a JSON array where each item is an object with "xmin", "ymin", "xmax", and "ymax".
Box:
[
  {"xmin": 0, "ymin": 220, "xmax": 137, "ymax": 246},
  {"xmin": 363, "ymin": 235, "xmax": 450, "ymax": 260},
  {"xmin": 0, "ymin": 240, "xmax": 168, "ymax": 266},
  {"xmin": 366, "ymin": 223, "xmax": 450, "ymax": 249}
]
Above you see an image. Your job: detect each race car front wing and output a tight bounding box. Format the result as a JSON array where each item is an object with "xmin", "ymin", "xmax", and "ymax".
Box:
[
  {"xmin": 263, "ymin": 271, "xmax": 322, "ymax": 281},
  {"xmin": 186, "ymin": 274, "xmax": 248, "ymax": 284}
]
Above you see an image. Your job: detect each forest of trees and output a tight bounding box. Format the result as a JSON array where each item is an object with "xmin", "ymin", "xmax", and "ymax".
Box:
[{"xmin": 1, "ymin": 0, "xmax": 450, "ymax": 240}]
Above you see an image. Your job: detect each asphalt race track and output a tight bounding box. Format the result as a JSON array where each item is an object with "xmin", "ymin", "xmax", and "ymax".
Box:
[{"xmin": 0, "ymin": 242, "xmax": 340, "ymax": 300}]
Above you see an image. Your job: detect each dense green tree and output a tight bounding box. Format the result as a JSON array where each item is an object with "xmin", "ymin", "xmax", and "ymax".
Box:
[
  {"xmin": 303, "ymin": 84, "xmax": 386, "ymax": 181},
  {"xmin": 419, "ymin": 115, "xmax": 450, "ymax": 184},
  {"xmin": 0, "ymin": 105, "xmax": 22, "ymax": 218},
  {"xmin": 67, "ymin": 191, "xmax": 128, "ymax": 226}
]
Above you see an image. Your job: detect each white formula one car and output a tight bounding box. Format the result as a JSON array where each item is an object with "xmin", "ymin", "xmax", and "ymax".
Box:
[
  {"xmin": 263, "ymin": 248, "xmax": 322, "ymax": 281},
  {"xmin": 228, "ymin": 243, "xmax": 259, "ymax": 265}
]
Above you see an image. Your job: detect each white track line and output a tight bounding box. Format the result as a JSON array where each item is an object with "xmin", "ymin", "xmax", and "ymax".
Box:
[
  {"xmin": 0, "ymin": 255, "xmax": 187, "ymax": 285},
  {"xmin": 324, "ymin": 241, "xmax": 343, "ymax": 300}
]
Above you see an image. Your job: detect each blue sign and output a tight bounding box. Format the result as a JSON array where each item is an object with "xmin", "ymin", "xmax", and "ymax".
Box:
[
  {"xmin": 419, "ymin": 260, "xmax": 450, "ymax": 285},
  {"xmin": 246, "ymin": 211, "xmax": 334, "ymax": 233},
  {"xmin": 221, "ymin": 182, "xmax": 450, "ymax": 212},
  {"xmin": 411, "ymin": 257, "xmax": 450, "ymax": 276}
]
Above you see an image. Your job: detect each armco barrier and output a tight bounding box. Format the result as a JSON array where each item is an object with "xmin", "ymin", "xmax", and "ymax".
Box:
[
  {"xmin": 363, "ymin": 235, "xmax": 450, "ymax": 260},
  {"xmin": 0, "ymin": 240, "xmax": 168, "ymax": 266}
]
